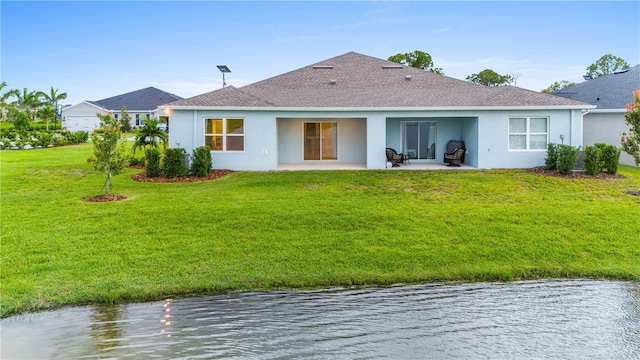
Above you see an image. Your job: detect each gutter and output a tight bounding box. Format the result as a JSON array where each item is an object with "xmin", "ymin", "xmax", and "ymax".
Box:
[{"xmin": 159, "ymin": 105, "xmax": 596, "ymax": 112}]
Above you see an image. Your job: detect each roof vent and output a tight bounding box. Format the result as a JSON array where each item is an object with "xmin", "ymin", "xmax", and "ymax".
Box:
[
  {"xmin": 313, "ymin": 65, "xmax": 333, "ymax": 69},
  {"xmin": 382, "ymin": 65, "xmax": 403, "ymax": 69},
  {"xmin": 329, "ymin": 79, "xmax": 337, "ymax": 85},
  {"xmin": 614, "ymin": 69, "xmax": 630, "ymax": 74},
  {"xmin": 405, "ymin": 75, "xmax": 412, "ymax": 80}
]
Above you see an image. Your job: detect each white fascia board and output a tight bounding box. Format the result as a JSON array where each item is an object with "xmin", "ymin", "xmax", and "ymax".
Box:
[
  {"xmin": 160, "ymin": 105, "xmax": 596, "ymax": 112},
  {"xmin": 63, "ymin": 101, "xmax": 108, "ymax": 112},
  {"xmin": 587, "ymin": 108, "xmax": 626, "ymax": 113}
]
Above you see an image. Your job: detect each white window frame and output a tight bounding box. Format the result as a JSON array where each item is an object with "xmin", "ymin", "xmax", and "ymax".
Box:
[
  {"xmin": 508, "ymin": 116, "xmax": 549, "ymax": 151},
  {"xmin": 204, "ymin": 117, "xmax": 245, "ymax": 152}
]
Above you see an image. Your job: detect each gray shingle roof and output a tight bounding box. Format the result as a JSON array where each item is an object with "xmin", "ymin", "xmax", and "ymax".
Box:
[
  {"xmin": 551, "ymin": 65, "xmax": 640, "ymax": 109},
  {"xmin": 168, "ymin": 52, "xmax": 589, "ymax": 108},
  {"xmin": 95, "ymin": 87, "xmax": 183, "ymax": 111}
]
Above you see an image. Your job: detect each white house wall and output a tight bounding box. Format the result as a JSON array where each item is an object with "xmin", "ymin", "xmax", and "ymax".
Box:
[
  {"xmin": 168, "ymin": 108, "xmax": 582, "ymax": 171},
  {"xmin": 476, "ymin": 109, "xmax": 581, "ymax": 169},
  {"xmin": 584, "ymin": 112, "xmax": 635, "ymax": 166}
]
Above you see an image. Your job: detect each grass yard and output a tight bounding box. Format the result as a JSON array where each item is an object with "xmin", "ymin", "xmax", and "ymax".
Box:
[{"xmin": 1, "ymin": 143, "xmax": 639, "ymax": 317}]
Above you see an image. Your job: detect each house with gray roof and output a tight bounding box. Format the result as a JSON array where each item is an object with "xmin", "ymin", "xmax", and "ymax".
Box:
[
  {"xmin": 62, "ymin": 87, "xmax": 182, "ymax": 132},
  {"xmin": 162, "ymin": 52, "xmax": 592, "ymax": 170},
  {"xmin": 552, "ymin": 65, "xmax": 640, "ymax": 166}
]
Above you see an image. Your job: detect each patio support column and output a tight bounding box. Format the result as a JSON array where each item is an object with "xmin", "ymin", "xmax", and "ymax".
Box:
[{"xmin": 366, "ymin": 115, "xmax": 386, "ymax": 169}]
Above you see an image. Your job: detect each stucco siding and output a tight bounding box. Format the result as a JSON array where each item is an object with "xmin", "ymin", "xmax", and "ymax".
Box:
[
  {"xmin": 584, "ymin": 112, "xmax": 635, "ymax": 166},
  {"xmin": 477, "ymin": 109, "xmax": 579, "ymax": 169}
]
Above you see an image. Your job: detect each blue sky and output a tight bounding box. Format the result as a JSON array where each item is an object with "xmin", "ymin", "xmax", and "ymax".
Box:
[{"xmin": 2, "ymin": 1, "xmax": 639, "ymax": 105}]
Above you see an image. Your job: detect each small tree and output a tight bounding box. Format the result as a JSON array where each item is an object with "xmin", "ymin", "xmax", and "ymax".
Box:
[
  {"xmin": 91, "ymin": 113, "xmax": 129, "ymax": 195},
  {"xmin": 132, "ymin": 117, "xmax": 168, "ymax": 154},
  {"xmin": 12, "ymin": 109, "xmax": 30, "ymax": 130},
  {"xmin": 622, "ymin": 90, "xmax": 640, "ymax": 166},
  {"xmin": 119, "ymin": 106, "xmax": 132, "ymax": 133}
]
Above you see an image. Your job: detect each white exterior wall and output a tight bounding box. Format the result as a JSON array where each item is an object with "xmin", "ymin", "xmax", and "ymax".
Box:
[
  {"xmin": 168, "ymin": 108, "xmax": 583, "ymax": 171},
  {"xmin": 61, "ymin": 102, "xmax": 108, "ymax": 132},
  {"xmin": 476, "ymin": 109, "xmax": 581, "ymax": 169},
  {"xmin": 584, "ymin": 111, "xmax": 635, "ymax": 166}
]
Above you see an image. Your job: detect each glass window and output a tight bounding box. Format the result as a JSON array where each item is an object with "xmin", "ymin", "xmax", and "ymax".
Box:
[
  {"xmin": 508, "ymin": 117, "xmax": 548, "ymax": 150},
  {"xmin": 204, "ymin": 118, "xmax": 244, "ymax": 152}
]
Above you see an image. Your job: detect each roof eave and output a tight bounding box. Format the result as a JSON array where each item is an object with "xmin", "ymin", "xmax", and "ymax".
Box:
[{"xmin": 161, "ymin": 105, "xmax": 596, "ymax": 112}]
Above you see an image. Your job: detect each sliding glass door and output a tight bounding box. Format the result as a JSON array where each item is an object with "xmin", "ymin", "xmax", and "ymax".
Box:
[
  {"xmin": 403, "ymin": 121, "xmax": 436, "ymax": 160},
  {"xmin": 304, "ymin": 122, "xmax": 337, "ymax": 160}
]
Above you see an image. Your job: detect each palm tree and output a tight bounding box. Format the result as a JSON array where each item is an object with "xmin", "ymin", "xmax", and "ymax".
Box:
[
  {"xmin": 132, "ymin": 118, "xmax": 168, "ymax": 154},
  {"xmin": 39, "ymin": 105, "xmax": 57, "ymax": 130},
  {"xmin": 42, "ymin": 87, "xmax": 67, "ymax": 130},
  {"xmin": 0, "ymin": 82, "xmax": 18, "ymax": 121},
  {"xmin": 13, "ymin": 88, "xmax": 44, "ymax": 121}
]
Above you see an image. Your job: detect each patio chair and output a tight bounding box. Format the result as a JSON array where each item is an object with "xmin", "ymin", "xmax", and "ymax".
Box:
[
  {"xmin": 386, "ymin": 148, "xmax": 404, "ymax": 167},
  {"xmin": 444, "ymin": 140, "xmax": 465, "ymax": 165},
  {"xmin": 443, "ymin": 148, "xmax": 465, "ymax": 166}
]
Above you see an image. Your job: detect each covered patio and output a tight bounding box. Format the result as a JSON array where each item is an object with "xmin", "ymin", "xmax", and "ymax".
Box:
[{"xmin": 276, "ymin": 162, "xmax": 476, "ymax": 171}]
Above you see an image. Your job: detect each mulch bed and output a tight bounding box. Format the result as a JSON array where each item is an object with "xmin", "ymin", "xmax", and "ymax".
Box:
[
  {"xmin": 82, "ymin": 194, "xmax": 128, "ymax": 202},
  {"xmin": 624, "ymin": 190, "xmax": 640, "ymax": 196},
  {"xmin": 132, "ymin": 169, "xmax": 234, "ymax": 183},
  {"xmin": 529, "ymin": 167, "xmax": 625, "ymax": 179}
]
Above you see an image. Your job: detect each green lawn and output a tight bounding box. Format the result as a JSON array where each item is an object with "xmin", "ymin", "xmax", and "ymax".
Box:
[{"xmin": 2, "ymin": 144, "xmax": 639, "ymax": 317}]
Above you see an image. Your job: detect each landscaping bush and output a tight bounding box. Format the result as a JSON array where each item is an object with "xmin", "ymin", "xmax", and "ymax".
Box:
[
  {"xmin": 584, "ymin": 143, "xmax": 621, "ymax": 175},
  {"xmin": 583, "ymin": 145, "xmax": 602, "ymax": 176},
  {"xmin": 545, "ymin": 143, "xmax": 558, "ymax": 170},
  {"xmin": 128, "ymin": 156, "xmax": 146, "ymax": 167},
  {"xmin": 52, "ymin": 135, "xmax": 68, "ymax": 147},
  {"xmin": 65, "ymin": 131, "xmax": 89, "ymax": 144},
  {"xmin": 30, "ymin": 131, "xmax": 54, "ymax": 148},
  {"xmin": 601, "ymin": 144, "xmax": 621, "ymax": 174},
  {"xmin": 162, "ymin": 148, "xmax": 188, "ymax": 178},
  {"xmin": 145, "ymin": 148, "xmax": 161, "ymax": 178},
  {"xmin": 556, "ymin": 144, "xmax": 579, "ymax": 175},
  {"xmin": 190, "ymin": 146, "xmax": 212, "ymax": 177}
]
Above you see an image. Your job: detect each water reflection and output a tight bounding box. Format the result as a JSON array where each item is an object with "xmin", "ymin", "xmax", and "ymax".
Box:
[
  {"xmin": 89, "ymin": 304, "xmax": 126, "ymax": 352},
  {"xmin": 2, "ymin": 280, "xmax": 639, "ymax": 359}
]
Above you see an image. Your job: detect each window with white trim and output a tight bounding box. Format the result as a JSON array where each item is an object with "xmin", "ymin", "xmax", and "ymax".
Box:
[
  {"xmin": 204, "ymin": 118, "xmax": 244, "ymax": 151},
  {"xmin": 509, "ymin": 117, "xmax": 548, "ymax": 150}
]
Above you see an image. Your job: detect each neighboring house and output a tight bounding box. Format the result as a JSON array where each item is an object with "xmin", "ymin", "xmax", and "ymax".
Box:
[
  {"xmin": 552, "ymin": 65, "xmax": 640, "ymax": 166},
  {"xmin": 62, "ymin": 87, "xmax": 182, "ymax": 132},
  {"xmin": 162, "ymin": 52, "xmax": 591, "ymax": 171},
  {"xmin": 59, "ymin": 101, "xmax": 109, "ymax": 132}
]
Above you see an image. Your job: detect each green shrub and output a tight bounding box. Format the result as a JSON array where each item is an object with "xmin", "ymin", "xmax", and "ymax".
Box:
[
  {"xmin": 128, "ymin": 156, "xmax": 146, "ymax": 167},
  {"xmin": 52, "ymin": 135, "xmax": 68, "ymax": 147},
  {"xmin": 65, "ymin": 131, "xmax": 89, "ymax": 144},
  {"xmin": 145, "ymin": 148, "xmax": 161, "ymax": 178},
  {"xmin": 583, "ymin": 145, "xmax": 602, "ymax": 176},
  {"xmin": 12, "ymin": 111, "xmax": 30, "ymax": 130},
  {"xmin": 190, "ymin": 146, "xmax": 212, "ymax": 177},
  {"xmin": 585, "ymin": 143, "xmax": 621, "ymax": 175},
  {"xmin": 601, "ymin": 144, "xmax": 621, "ymax": 174},
  {"xmin": 545, "ymin": 143, "xmax": 558, "ymax": 170},
  {"xmin": 162, "ymin": 148, "xmax": 188, "ymax": 178},
  {"xmin": 556, "ymin": 144, "xmax": 579, "ymax": 175},
  {"xmin": 30, "ymin": 131, "xmax": 54, "ymax": 148}
]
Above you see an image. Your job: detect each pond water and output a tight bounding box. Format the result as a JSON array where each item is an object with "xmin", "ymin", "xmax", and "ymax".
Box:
[{"xmin": 2, "ymin": 280, "xmax": 639, "ymax": 359}]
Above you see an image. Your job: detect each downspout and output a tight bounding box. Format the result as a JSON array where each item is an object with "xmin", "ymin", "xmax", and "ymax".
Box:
[{"xmin": 193, "ymin": 110, "xmax": 198, "ymax": 152}]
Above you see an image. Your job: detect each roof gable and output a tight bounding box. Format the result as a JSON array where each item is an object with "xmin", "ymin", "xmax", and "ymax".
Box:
[
  {"xmin": 169, "ymin": 52, "xmax": 589, "ymax": 109},
  {"xmin": 552, "ymin": 65, "xmax": 640, "ymax": 109},
  {"xmin": 95, "ymin": 87, "xmax": 183, "ymax": 111}
]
